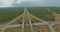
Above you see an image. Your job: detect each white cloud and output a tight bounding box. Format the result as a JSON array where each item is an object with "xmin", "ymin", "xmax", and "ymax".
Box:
[
  {"xmin": 0, "ymin": 0, "xmax": 13, "ymax": 4},
  {"xmin": 0, "ymin": 0, "xmax": 26, "ymax": 7},
  {"xmin": 0, "ymin": 0, "xmax": 14, "ymax": 7}
]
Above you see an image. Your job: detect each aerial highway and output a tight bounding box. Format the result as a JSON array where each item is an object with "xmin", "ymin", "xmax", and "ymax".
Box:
[{"xmin": 0, "ymin": 8, "xmax": 60, "ymax": 32}]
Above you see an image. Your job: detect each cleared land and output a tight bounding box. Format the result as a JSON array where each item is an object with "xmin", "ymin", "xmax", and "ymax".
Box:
[
  {"xmin": 34, "ymin": 25, "xmax": 50, "ymax": 32},
  {"xmin": 24, "ymin": 26, "xmax": 30, "ymax": 32},
  {"xmin": 4, "ymin": 27, "xmax": 20, "ymax": 32},
  {"xmin": 54, "ymin": 24, "xmax": 60, "ymax": 32},
  {"xmin": 24, "ymin": 13, "xmax": 29, "ymax": 24},
  {"xmin": 49, "ymin": 7, "xmax": 60, "ymax": 21},
  {"xmin": 53, "ymin": 13, "xmax": 60, "ymax": 21}
]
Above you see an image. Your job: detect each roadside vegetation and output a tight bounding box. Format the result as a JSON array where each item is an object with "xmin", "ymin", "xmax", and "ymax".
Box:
[
  {"xmin": 4, "ymin": 27, "xmax": 20, "ymax": 32},
  {"xmin": 54, "ymin": 24, "xmax": 60, "ymax": 32},
  {"xmin": 11, "ymin": 17, "xmax": 22, "ymax": 24},
  {"xmin": 24, "ymin": 26, "xmax": 30, "ymax": 32},
  {"xmin": 34, "ymin": 25, "xmax": 50, "ymax": 32}
]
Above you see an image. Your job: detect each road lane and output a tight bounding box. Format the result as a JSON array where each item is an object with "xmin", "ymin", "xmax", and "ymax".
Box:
[
  {"xmin": 25, "ymin": 8, "xmax": 35, "ymax": 32},
  {"xmin": 47, "ymin": 23, "xmax": 55, "ymax": 32},
  {"xmin": 20, "ymin": 17, "xmax": 24, "ymax": 32},
  {"xmin": 20, "ymin": 9, "xmax": 25, "ymax": 32}
]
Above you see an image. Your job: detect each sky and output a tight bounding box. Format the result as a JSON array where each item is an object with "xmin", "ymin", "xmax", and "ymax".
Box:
[
  {"xmin": 0, "ymin": 0, "xmax": 60, "ymax": 7},
  {"xmin": 37, "ymin": 0, "xmax": 60, "ymax": 7},
  {"xmin": 0, "ymin": 0, "xmax": 14, "ymax": 7}
]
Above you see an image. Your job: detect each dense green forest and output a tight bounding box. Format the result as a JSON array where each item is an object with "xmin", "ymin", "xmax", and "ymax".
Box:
[
  {"xmin": 0, "ymin": 7, "xmax": 24, "ymax": 23},
  {"xmin": 27, "ymin": 7, "xmax": 55, "ymax": 21}
]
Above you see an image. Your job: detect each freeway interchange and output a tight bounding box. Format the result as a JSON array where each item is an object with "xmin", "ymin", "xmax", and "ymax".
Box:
[{"xmin": 0, "ymin": 8, "xmax": 60, "ymax": 32}]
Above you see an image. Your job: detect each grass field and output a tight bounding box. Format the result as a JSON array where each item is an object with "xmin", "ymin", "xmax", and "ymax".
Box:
[
  {"xmin": 27, "ymin": 7, "xmax": 55, "ymax": 21},
  {"xmin": 24, "ymin": 26, "xmax": 30, "ymax": 32},
  {"xmin": 24, "ymin": 13, "xmax": 29, "ymax": 24},
  {"xmin": 0, "ymin": 7, "xmax": 24, "ymax": 24},
  {"xmin": 4, "ymin": 27, "xmax": 20, "ymax": 32},
  {"xmin": 34, "ymin": 25, "xmax": 50, "ymax": 32},
  {"xmin": 54, "ymin": 24, "xmax": 60, "ymax": 32},
  {"xmin": 30, "ymin": 15, "xmax": 42, "ymax": 23},
  {"xmin": 11, "ymin": 17, "xmax": 22, "ymax": 24}
]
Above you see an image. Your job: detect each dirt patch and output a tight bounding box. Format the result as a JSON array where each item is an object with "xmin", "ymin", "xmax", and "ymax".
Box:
[
  {"xmin": 54, "ymin": 24, "xmax": 60, "ymax": 32},
  {"xmin": 24, "ymin": 26, "xmax": 30, "ymax": 32},
  {"xmin": 34, "ymin": 25, "xmax": 50, "ymax": 32},
  {"xmin": 4, "ymin": 27, "xmax": 20, "ymax": 32},
  {"xmin": 53, "ymin": 12, "xmax": 60, "ymax": 21}
]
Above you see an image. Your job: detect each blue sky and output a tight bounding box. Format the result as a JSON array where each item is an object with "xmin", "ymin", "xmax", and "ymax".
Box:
[{"xmin": 0, "ymin": 0, "xmax": 60, "ymax": 7}]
